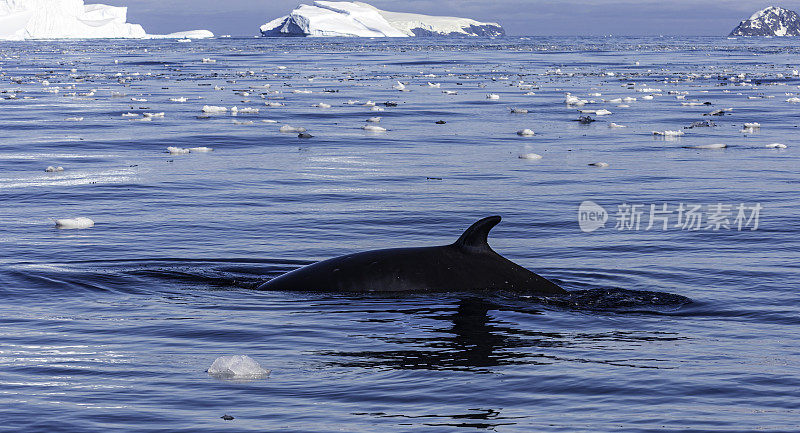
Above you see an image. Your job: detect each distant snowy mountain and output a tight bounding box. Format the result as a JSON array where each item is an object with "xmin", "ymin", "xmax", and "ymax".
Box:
[
  {"xmin": 260, "ymin": 1, "xmax": 505, "ymax": 37},
  {"xmin": 729, "ymin": 6, "xmax": 800, "ymax": 36},
  {"xmin": 0, "ymin": 0, "xmax": 212, "ymax": 40}
]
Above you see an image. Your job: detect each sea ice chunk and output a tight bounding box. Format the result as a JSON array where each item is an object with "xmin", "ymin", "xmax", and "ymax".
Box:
[
  {"xmin": 55, "ymin": 217, "xmax": 94, "ymax": 229},
  {"xmin": 207, "ymin": 355, "xmax": 270, "ymax": 379}
]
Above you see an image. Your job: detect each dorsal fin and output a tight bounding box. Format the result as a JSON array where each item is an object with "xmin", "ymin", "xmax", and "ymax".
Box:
[{"xmin": 453, "ymin": 216, "xmax": 501, "ymax": 253}]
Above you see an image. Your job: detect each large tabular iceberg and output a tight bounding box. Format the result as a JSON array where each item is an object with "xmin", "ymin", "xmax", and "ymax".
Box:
[
  {"xmin": 0, "ymin": 0, "xmax": 212, "ymax": 40},
  {"xmin": 260, "ymin": 1, "xmax": 505, "ymax": 37}
]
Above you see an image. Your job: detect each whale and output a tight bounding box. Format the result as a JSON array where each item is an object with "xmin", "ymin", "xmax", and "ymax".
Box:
[{"xmin": 257, "ymin": 216, "xmax": 566, "ymax": 294}]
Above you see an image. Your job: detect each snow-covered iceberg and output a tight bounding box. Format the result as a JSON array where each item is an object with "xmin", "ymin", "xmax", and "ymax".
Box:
[
  {"xmin": 729, "ymin": 6, "xmax": 800, "ymax": 36},
  {"xmin": 260, "ymin": 1, "xmax": 505, "ymax": 37},
  {"xmin": 0, "ymin": 0, "xmax": 212, "ymax": 40}
]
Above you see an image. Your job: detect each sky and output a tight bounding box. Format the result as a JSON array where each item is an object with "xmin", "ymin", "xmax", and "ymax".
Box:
[{"xmin": 101, "ymin": 0, "xmax": 800, "ymax": 36}]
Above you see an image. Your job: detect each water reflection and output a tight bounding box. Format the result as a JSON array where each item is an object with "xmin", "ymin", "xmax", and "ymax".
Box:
[{"xmin": 319, "ymin": 296, "xmax": 687, "ymax": 371}]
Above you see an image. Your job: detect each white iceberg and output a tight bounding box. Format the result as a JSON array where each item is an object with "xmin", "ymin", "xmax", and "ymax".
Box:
[
  {"xmin": 260, "ymin": 1, "xmax": 504, "ymax": 37},
  {"xmin": 0, "ymin": 0, "xmax": 212, "ymax": 40}
]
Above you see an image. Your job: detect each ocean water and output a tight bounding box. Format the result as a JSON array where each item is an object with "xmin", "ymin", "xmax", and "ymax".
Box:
[{"xmin": 1, "ymin": 36, "xmax": 799, "ymax": 432}]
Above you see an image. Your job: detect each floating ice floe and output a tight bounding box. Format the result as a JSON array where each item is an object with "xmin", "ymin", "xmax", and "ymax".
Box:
[
  {"xmin": 510, "ymin": 108, "xmax": 528, "ymax": 114},
  {"xmin": 366, "ymin": 116, "xmax": 381, "ymax": 122},
  {"xmin": 362, "ymin": 125, "xmax": 386, "ymax": 132},
  {"xmin": 609, "ymin": 123, "xmax": 626, "ymax": 128},
  {"xmin": 683, "ymin": 143, "xmax": 727, "ymax": 149},
  {"xmin": 516, "ymin": 129, "xmax": 535, "ymax": 136},
  {"xmin": 201, "ymin": 58, "xmax": 216, "ymax": 63},
  {"xmin": 143, "ymin": 112, "xmax": 164, "ymax": 118},
  {"xmin": 265, "ymin": 101, "xmax": 284, "ymax": 107},
  {"xmin": 232, "ymin": 107, "xmax": 259, "ymax": 114},
  {"xmin": 653, "ymin": 130, "xmax": 684, "ymax": 137},
  {"xmin": 588, "ymin": 162, "xmax": 610, "ymax": 167},
  {"xmin": 788, "ymin": 97, "xmax": 800, "ymax": 103},
  {"xmin": 65, "ymin": 117, "xmax": 83, "ymax": 121},
  {"xmin": 427, "ymin": 82, "xmax": 440, "ymax": 88},
  {"xmin": 55, "ymin": 217, "xmax": 94, "ymax": 230},
  {"xmin": 442, "ymin": 90, "xmax": 457, "ymax": 95},
  {"xmin": 392, "ymin": 81, "xmax": 406, "ymax": 91},
  {"xmin": 45, "ymin": 166, "xmax": 64, "ymax": 172},
  {"xmin": 279, "ymin": 125, "xmax": 307, "ymax": 133},
  {"xmin": 313, "ymin": 102, "xmax": 332, "ymax": 108},
  {"xmin": 169, "ymin": 97, "xmax": 188, "ymax": 102},
  {"xmin": 565, "ymin": 93, "xmax": 588, "ymax": 106},
  {"xmin": 518, "ymin": 153, "xmax": 542, "ymax": 160},
  {"xmin": 202, "ymin": 105, "xmax": 227, "ymax": 113},
  {"xmin": 765, "ymin": 143, "xmax": 787, "ymax": 148},
  {"xmin": 167, "ymin": 146, "xmax": 190, "ymax": 155},
  {"xmin": 121, "ymin": 112, "xmax": 138, "ymax": 117},
  {"xmin": 486, "ymin": 93, "xmax": 500, "ymax": 100},
  {"xmin": 580, "ymin": 109, "xmax": 612, "ymax": 116},
  {"xmin": 207, "ymin": 355, "xmax": 270, "ymax": 380}
]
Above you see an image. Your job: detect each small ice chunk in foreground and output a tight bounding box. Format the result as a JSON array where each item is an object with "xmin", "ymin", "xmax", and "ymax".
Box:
[
  {"xmin": 190, "ymin": 147, "xmax": 213, "ymax": 152},
  {"xmin": 169, "ymin": 97, "xmax": 188, "ymax": 102},
  {"xmin": 609, "ymin": 123, "xmax": 626, "ymax": 128},
  {"xmin": 45, "ymin": 166, "xmax": 65, "ymax": 172},
  {"xmin": 207, "ymin": 355, "xmax": 269, "ymax": 380},
  {"xmin": 366, "ymin": 116, "xmax": 381, "ymax": 123},
  {"xmin": 55, "ymin": 217, "xmax": 94, "ymax": 229},
  {"xmin": 510, "ymin": 108, "xmax": 528, "ymax": 113},
  {"xmin": 516, "ymin": 129, "xmax": 535, "ymax": 136},
  {"xmin": 588, "ymin": 162, "xmax": 610, "ymax": 167},
  {"xmin": 518, "ymin": 153, "xmax": 542, "ymax": 160},
  {"xmin": 765, "ymin": 143, "xmax": 787, "ymax": 149},
  {"xmin": 486, "ymin": 93, "xmax": 500, "ymax": 100}
]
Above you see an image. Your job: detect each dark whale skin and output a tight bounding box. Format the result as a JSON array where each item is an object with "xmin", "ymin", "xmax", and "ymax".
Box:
[{"xmin": 257, "ymin": 216, "xmax": 566, "ymax": 295}]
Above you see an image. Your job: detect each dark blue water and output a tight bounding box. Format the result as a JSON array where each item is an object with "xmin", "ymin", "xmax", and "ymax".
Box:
[{"xmin": 1, "ymin": 37, "xmax": 799, "ymax": 432}]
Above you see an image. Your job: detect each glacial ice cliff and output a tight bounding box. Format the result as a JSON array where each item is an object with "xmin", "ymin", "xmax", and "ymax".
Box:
[
  {"xmin": 260, "ymin": 1, "xmax": 505, "ymax": 37},
  {"xmin": 729, "ymin": 6, "xmax": 800, "ymax": 36},
  {"xmin": 0, "ymin": 0, "xmax": 212, "ymax": 40}
]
